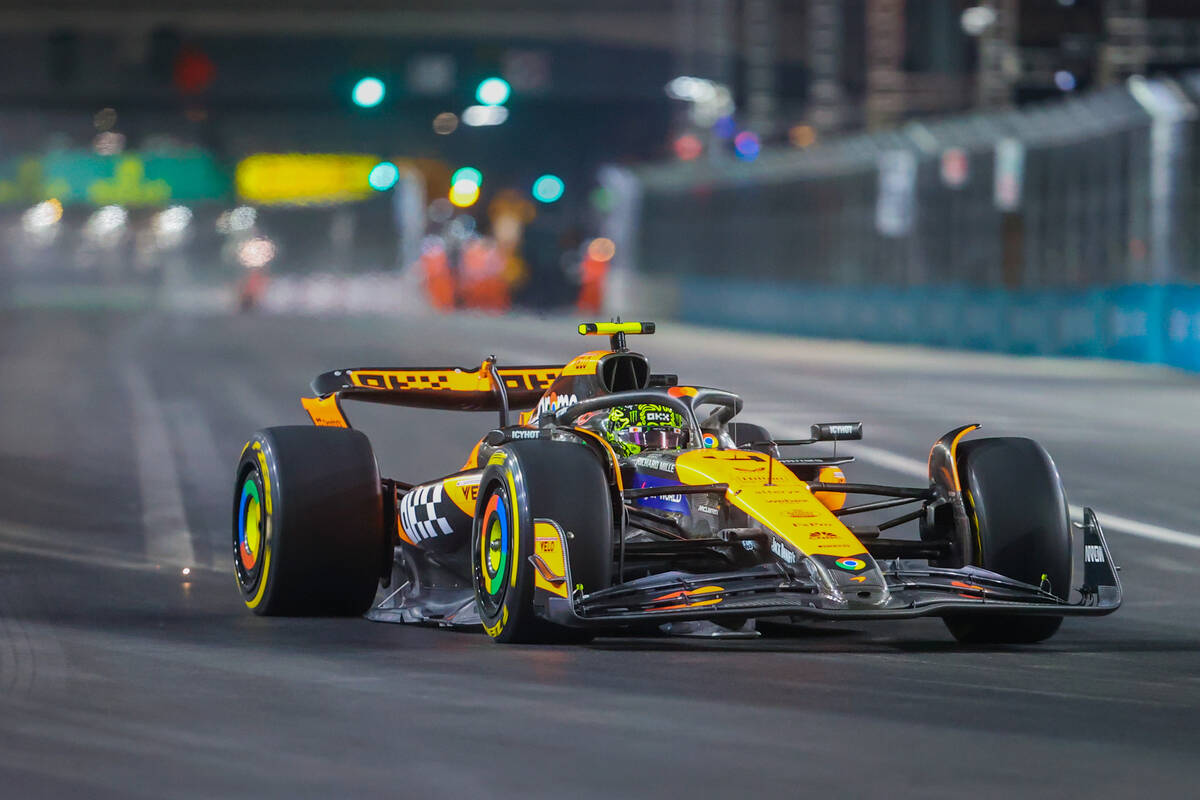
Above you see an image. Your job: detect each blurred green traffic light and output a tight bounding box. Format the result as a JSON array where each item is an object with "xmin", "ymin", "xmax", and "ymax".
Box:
[
  {"xmin": 352, "ymin": 77, "xmax": 386, "ymax": 108},
  {"xmin": 532, "ymin": 174, "xmax": 564, "ymax": 203},
  {"xmin": 475, "ymin": 77, "xmax": 511, "ymax": 106},
  {"xmin": 452, "ymin": 167, "xmax": 483, "ymax": 186},
  {"xmin": 368, "ymin": 161, "xmax": 400, "ymax": 191}
]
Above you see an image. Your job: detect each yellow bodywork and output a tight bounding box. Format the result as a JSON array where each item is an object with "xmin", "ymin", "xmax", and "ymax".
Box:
[
  {"xmin": 531, "ymin": 521, "xmax": 569, "ymax": 598},
  {"xmin": 674, "ymin": 450, "xmax": 865, "ymax": 559}
]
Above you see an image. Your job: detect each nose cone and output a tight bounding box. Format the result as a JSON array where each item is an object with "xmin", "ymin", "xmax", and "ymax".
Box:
[{"xmin": 811, "ymin": 553, "xmax": 890, "ymax": 607}]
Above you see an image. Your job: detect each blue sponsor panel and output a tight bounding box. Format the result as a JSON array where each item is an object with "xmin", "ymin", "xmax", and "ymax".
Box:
[
  {"xmin": 674, "ymin": 277, "xmax": 1197, "ymax": 372},
  {"xmin": 1103, "ymin": 284, "xmax": 1167, "ymax": 364},
  {"xmin": 959, "ymin": 289, "xmax": 1008, "ymax": 351},
  {"xmin": 1052, "ymin": 289, "xmax": 1106, "ymax": 357},
  {"xmin": 631, "ymin": 473, "xmax": 690, "ymax": 515},
  {"xmin": 1163, "ymin": 285, "xmax": 1200, "ymax": 372},
  {"xmin": 1005, "ymin": 291, "xmax": 1053, "ymax": 355},
  {"xmin": 913, "ymin": 286, "xmax": 965, "ymax": 348},
  {"xmin": 851, "ymin": 287, "xmax": 888, "ymax": 341}
]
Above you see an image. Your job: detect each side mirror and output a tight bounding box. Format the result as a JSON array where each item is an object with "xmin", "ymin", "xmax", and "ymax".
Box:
[{"xmin": 811, "ymin": 422, "xmax": 863, "ymax": 441}]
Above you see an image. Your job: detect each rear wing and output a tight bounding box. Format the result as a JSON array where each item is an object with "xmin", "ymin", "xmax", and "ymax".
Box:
[{"xmin": 303, "ymin": 360, "xmax": 561, "ymax": 427}]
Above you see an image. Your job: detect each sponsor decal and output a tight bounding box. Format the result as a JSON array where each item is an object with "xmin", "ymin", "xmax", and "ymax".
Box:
[
  {"xmin": 536, "ymin": 391, "xmax": 578, "ymax": 417},
  {"xmin": 834, "ymin": 557, "xmax": 867, "ymax": 571},
  {"xmin": 697, "ymin": 504, "xmax": 719, "ymax": 516},
  {"xmin": 1085, "ymin": 544, "xmax": 1105, "ymax": 563},
  {"xmin": 508, "ymin": 428, "xmax": 541, "ymax": 439},
  {"xmin": 399, "ymin": 484, "xmax": 456, "ymax": 542},
  {"xmin": 632, "ymin": 473, "xmax": 690, "ymax": 515},
  {"xmin": 771, "ymin": 539, "xmax": 797, "ymax": 565},
  {"xmin": 630, "ymin": 454, "xmax": 676, "ymax": 473},
  {"xmin": 702, "ymin": 432, "xmax": 718, "ymax": 449},
  {"xmin": 440, "ymin": 474, "xmax": 482, "ymax": 515},
  {"xmin": 808, "ymin": 531, "xmax": 837, "ymax": 540}
]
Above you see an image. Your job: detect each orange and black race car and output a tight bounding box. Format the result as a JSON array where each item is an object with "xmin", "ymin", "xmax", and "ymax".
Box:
[{"xmin": 233, "ymin": 322, "xmax": 1121, "ymax": 643}]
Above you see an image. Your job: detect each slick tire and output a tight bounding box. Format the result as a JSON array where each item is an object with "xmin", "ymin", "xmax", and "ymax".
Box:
[
  {"xmin": 943, "ymin": 437, "xmax": 1072, "ymax": 644},
  {"xmin": 472, "ymin": 440, "xmax": 612, "ymax": 644},
  {"xmin": 234, "ymin": 426, "xmax": 385, "ymax": 616}
]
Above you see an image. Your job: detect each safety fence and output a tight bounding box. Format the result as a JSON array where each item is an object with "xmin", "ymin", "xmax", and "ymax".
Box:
[{"xmin": 606, "ymin": 73, "xmax": 1200, "ymax": 371}]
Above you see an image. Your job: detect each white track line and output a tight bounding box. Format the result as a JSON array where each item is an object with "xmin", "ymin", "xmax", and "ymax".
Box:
[
  {"xmin": 855, "ymin": 443, "xmax": 1200, "ymax": 550},
  {"xmin": 122, "ymin": 364, "xmax": 197, "ymax": 569},
  {"xmin": 165, "ymin": 400, "xmax": 234, "ymax": 569},
  {"xmin": 761, "ymin": 415, "xmax": 1200, "ymax": 551}
]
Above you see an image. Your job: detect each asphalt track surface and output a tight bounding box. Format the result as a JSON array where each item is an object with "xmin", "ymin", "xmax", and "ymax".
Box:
[{"xmin": 2, "ymin": 307, "xmax": 1199, "ymax": 798}]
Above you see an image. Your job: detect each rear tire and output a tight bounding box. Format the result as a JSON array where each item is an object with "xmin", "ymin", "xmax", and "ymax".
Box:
[
  {"xmin": 943, "ymin": 437, "xmax": 1071, "ymax": 644},
  {"xmin": 233, "ymin": 426, "xmax": 385, "ymax": 616},
  {"xmin": 472, "ymin": 440, "xmax": 612, "ymax": 643}
]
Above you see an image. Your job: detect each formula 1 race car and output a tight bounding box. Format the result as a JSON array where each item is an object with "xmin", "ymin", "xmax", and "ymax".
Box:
[{"xmin": 233, "ymin": 322, "xmax": 1121, "ymax": 643}]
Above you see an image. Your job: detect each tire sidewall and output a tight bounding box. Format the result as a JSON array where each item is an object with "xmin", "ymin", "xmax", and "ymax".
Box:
[
  {"xmin": 472, "ymin": 451, "xmax": 536, "ymax": 641},
  {"xmin": 958, "ymin": 437, "xmax": 1072, "ymax": 598},
  {"xmin": 234, "ymin": 437, "xmax": 280, "ymax": 613}
]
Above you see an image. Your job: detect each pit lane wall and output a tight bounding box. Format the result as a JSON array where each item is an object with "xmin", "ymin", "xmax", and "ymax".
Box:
[{"xmin": 665, "ymin": 279, "xmax": 1200, "ymax": 372}]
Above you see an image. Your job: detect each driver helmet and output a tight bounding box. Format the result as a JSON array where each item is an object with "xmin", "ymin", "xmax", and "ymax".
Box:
[{"xmin": 598, "ymin": 403, "xmax": 690, "ymax": 457}]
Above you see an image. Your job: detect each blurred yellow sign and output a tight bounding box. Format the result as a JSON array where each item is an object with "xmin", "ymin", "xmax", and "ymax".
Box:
[{"xmin": 236, "ymin": 153, "xmax": 379, "ymax": 206}]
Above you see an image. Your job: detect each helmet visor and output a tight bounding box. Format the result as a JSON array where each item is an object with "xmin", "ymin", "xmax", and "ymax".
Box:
[{"xmin": 624, "ymin": 426, "xmax": 690, "ymax": 451}]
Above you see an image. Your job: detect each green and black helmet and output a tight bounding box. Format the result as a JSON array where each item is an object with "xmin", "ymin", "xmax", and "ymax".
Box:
[{"xmin": 599, "ymin": 403, "xmax": 690, "ymax": 457}]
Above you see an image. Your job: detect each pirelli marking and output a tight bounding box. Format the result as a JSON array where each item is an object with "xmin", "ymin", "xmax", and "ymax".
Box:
[{"xmin": 399, "ymin": 484, "xmax": 453, "ymax": 541}]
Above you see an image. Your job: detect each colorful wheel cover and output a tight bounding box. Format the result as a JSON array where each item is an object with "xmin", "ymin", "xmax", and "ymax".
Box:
[
  {"xmin": 235, "ymin": 474, "xmax": 266, "ymax": 590},
  {"xmin": 476, "ymin": 490, "xmax": 511, "ymax": 615}
]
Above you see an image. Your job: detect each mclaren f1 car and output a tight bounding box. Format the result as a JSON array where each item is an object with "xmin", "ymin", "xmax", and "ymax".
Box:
[{"xmin": 232, "ymin": 322, "xmax": 1121, "ymax": 643}]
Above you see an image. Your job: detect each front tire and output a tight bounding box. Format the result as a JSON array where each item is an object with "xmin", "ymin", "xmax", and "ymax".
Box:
[
  {"xmin": 233, "ymin": 426, "xmax": 385, "ymax": 616},
  {"xmin": 943, "ymin": 437, "xmax": 1072, "ymax": 644},
  {"xmin": 472, "ymin": 440, "xmax": 613, "ymax": 643}
]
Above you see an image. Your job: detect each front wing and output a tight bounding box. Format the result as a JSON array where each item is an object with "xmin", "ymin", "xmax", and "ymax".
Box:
[{"xmin": 535, "ymin": 508, "xmax": 1122, "ymax": 628}]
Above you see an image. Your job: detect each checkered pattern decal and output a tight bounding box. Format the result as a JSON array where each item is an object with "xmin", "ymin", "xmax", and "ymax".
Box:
[{"xmin": 399, "ymin": 484, "xmax": 454, "ymax": 541}]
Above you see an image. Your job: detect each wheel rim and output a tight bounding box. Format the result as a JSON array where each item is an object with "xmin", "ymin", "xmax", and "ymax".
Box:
[
  {"xmin": 476, "ymin": 490, "xmax": 510, "ymax": 616},
  {"xmin": 235, "ymin": 473, "xmax": 265, "ymax": 592}
]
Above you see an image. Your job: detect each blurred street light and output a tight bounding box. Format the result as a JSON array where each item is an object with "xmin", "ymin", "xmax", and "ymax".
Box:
[
  {"xmin": 461, "ymin": 105, "xmax": 508, "ymax": 127},
  {"xmin": 733, "ymin": 131, "xmax": 761, "ymax": 160},
  {"xmin": 22, "ymin": 199, "xmax": 63, "ymax": 233},
  {"xmin": 449, "ymin": 179, "xmax": 481, "ymax": 208},
  {"xmin": 452, "ymin": 167, "xmax": 483, "ymax": 186},
  {"xmin": 368, "ymin": 161, "xmax": 400, "ymax": 191},
  {"xmin": 788, "ymin": 124, "xmax": 817, "ymax": 148},
  {"xmin": 475, "ymin": 77, "xmax": 511, "ymax": 106},
  {"xmin": 432, "ymin": 112, "xmax": 458, "ymax": 134},
  {"xmin": 351, "ymin": 77, "xmax": 386, "ymax": 108},
  {"xmin": 84, "ymin": 205, "xmax": 128, "ymax": 246},
  {"xmin": 665, "ymin": 75, "xmax": 735, "ymax": 126},
  {"xmin": 673, "ymin": 134, "xmax": 703, "ymax": 161},
  {"xmin": 531, "ymin": 174, "xmax": 564, "ymax": 204},
  {"xmin": 93, "ymin": 107, "xmax": 117, "ymax": 131},
  {"xmin": 238, "ymin": 236, "xmax": 277, "ymax": 268},
  {"xmin": 1054, "ymin": 70, "xmax": 1077, "ymax": 91},
  {"xmin": 961, "ymin": 5, "xmax": 998, "ymax": 37},
  {"xmin": 154, "ymin": 205, "xmax": 193, "ymax": 248}
]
